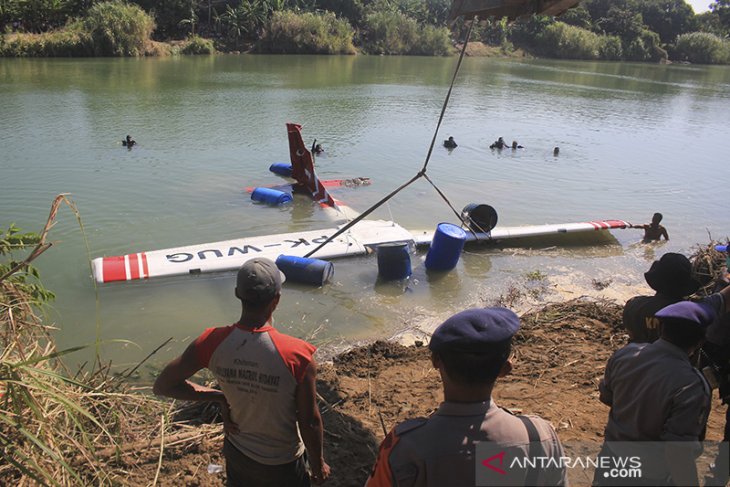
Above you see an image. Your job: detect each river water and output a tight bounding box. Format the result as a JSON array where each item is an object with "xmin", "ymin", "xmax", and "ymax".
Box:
[{"xmin": 1, "ymin": 55, "xmax": 729, "ymax": 371}]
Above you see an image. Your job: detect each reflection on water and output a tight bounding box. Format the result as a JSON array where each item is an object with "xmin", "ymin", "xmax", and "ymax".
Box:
[{"xmin": 1, "ymin": 55, "xmax": 729, "ymax": 371}]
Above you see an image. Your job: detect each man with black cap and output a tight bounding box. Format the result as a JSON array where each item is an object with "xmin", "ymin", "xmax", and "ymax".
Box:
[
  {"xmin": 596, "ymin": 300, "xmax": 728, "ymax": 486},
  {"xmin": 154, "ymin": 258, "xmax": 330, "ymax": 486},
  {"xmin": 622, "ymin": 252, "xmax": 701, "ymax": 343},
  {"xmin": 365, "ymin": 307, "xmax": 566, "ymax": 487}
]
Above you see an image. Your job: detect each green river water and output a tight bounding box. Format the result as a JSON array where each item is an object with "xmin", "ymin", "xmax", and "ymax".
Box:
[{"xmin": 1, "ymin": 54, "xmax": 729, "ymax": 371}]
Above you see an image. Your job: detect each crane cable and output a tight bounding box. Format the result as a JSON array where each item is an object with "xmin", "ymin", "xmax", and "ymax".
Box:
[{"xmin": 304, "ymin": 19, "xmax": 478, "ymax": 259}]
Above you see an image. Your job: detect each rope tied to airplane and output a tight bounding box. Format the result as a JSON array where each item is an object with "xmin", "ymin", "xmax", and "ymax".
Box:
[{"xmin": 304, "ymin": 19, "xmax": 481, "ymax": 259}]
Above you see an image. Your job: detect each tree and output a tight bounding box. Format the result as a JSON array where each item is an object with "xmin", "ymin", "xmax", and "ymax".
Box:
[
  {"xmin": 178, "ymin": 0, "xmax": 198, "ymax": 36},
  {"xmin": 15, "ymin": 0, "xmax": 74, "ymax": 32},
  {"xmin": 313, "ymin": 0, "xmax": 365, "ymax": 27},
  {"xmin": 637, "ymin": 0, "xmax": 696, "ymax": 44},
  {"xmin": 132, "ymin": 0, "xmax": 192, "ymax": 39},
  {"xmin": 596, "ymin": 6, "xmax": 644, "ymax": 41},
  {"xmin": 582, "ymin": 0, "xmax": 633, "ymax": 27},
  {"xmin": 216, "ymin": 2, "xmax": 268, "ymax": 48},
  {"xmin": 696, "ymin": 10, "xmax": 727, "ymax": 36},
  {"xmin": 710, "ymin": 0, "xmax": 730, "ymax": 32},
  {"xmin": 560, "ymin": 5, "xmax": 592, "ymax": 30},
  {"xmin": 674, "ymin": 31, "xmax": 729, "ymax": 63}
]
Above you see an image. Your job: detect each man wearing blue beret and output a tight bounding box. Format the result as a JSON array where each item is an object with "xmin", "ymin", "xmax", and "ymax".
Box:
[
  {"xmin": 365, "ymin": 307, "xmax": 567, "ymax": 487},
  {"xmin": 596, "ymin": 297, "xmax": 730, "ymax": 486}
]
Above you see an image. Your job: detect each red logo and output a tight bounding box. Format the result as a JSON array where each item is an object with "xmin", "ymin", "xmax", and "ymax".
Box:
[{"xmin": 482, "ymin": 451, "xmax": 507, "ymax": 475}]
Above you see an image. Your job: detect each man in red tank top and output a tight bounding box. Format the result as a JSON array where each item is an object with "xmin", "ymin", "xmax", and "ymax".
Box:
[{"xmin": 154, "ymin": 258, "xmax": 330, "ymax": 486}]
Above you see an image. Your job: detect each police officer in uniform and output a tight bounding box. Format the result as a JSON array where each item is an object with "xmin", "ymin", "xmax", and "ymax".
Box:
[
  {"xmin": 365, "ymin": 307, "xmax": 567, "ymax": 487},
  {"xmin": 596, "ymin": 301, "xmax": 720, "ymax": 486},
  {"xmin": 622, "ymin": 253, "xmax": 701, "ymax": 343}
]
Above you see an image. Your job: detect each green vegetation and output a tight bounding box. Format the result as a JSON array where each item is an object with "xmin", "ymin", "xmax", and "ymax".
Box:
[
  {"xmin": 0, "ymin": 223, "xmax": 55, "ymax": 304},
  {"xmin": 0, "ymin": 28, "xmax": 91, "ymax": 57},
  {"xmin": 1, "ymin": 0, "xmax": 729, "ymax": 62},
  {"xmin": 181, "ymin": 34, "xmax": 215, "ymax": 54},
  {"xmin": 258, "ymin": 10, "xmax": 356, "ymax": 54},
  {"xmin": 362, "ymin": 10, "xmax": 450, "ymax": 55},
  {"xmin": 81, "ymin": 0, "xmax": 155, "ymax": 56},
  {"xmin": 0, "ymin": 1, "xmax": 154, "ymax": 57},
  {"xmin": 674, "ymin": 31, "xmax": 730, "ymax": 63},
  {"xmin": 0, "ymin": 199, "xmax": 170, "ymax": 484},
  {"xmin": 537, "ymin": 21, "xmax": 602, "ymax": 59},
  {"xmin": 525, "ymin": 270, "xmax": 547, "ymax": 281}
]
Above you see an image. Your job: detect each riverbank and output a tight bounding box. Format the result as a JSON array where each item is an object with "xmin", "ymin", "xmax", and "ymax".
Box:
[
  {"xmin": 118, "ymin": 296, "xmax": 727, "ymax": 486},
  {"xmin": 4, "ymin": 245, "xmax": 727, "ymax": 484}
]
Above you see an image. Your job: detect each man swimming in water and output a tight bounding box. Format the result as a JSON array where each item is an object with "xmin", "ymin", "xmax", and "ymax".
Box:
[
  {"xmin": 490, "ymin": 137, "xmax": 508, "ymax": 149},
  {"xmin": 511, "ymin": 141, "xmax": 523, "ymax": 149},
  {"xmin": 122, "ymin": 135, "xmax": 136, "ymax": 148},
  {"xmin": 311, "ymin": 139, "xmax": 324, "ymax": 155},
  {"xmin": 443, "ymin": 136, "xmax": 457, "ymax": 149},
  {"xmin": 632, "ymin": 212, "xmax": 669, "ymax": 242}
]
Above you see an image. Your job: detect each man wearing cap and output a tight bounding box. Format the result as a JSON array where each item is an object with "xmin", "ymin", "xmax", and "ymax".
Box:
[
  {"xmin": 154, "ymin": 258, "xmax": 330, "ymax": 486},
  {"xmin": 622, "ymin": 252, "xmax": 701, "ymax": 343},
  {"xmin": 365, "ymin": 307, "xmax": 567, "ymax": 487},
  {"xmin": 596, "ymin": 300, "xmax": 729, "ymax": 486}
]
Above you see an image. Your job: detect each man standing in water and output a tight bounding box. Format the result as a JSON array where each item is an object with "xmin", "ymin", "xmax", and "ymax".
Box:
[
  {"xmin": 154, "ymin": 258, "xmax": 330, "ymax": 486},
  {"xmin": 632, "ymin": 212, "xmax": 669, "ymax": 242}
]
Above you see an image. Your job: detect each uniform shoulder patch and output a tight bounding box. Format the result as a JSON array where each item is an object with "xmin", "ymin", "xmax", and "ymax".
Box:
[{"xmin": 394, "ymin": 418, "xmax": 428, "ymax": 435}]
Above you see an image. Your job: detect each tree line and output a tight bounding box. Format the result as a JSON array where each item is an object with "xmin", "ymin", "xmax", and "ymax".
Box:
[{"xmin": 1, "ymin": 0, "xmax": 729, "ymax": 62}]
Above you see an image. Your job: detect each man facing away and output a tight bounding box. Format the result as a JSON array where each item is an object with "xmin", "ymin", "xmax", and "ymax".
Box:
[
  {"xmin": 365, "ymin": 307, "xmax": 567, "ymax": 487},
  {"xmin": 622, "ymin": 252, "xmax": 701, "ymax": 343},
  {"xmin": 596, "ymin": 301, "xmax": 720, "ymax": 486},
  {"xmin": 632, "ymin": 212, "xmax": 669, "ymax": 242},
  {"xmin": 154, "ymin": 258, "xmax": 330, "ymax": 486}
]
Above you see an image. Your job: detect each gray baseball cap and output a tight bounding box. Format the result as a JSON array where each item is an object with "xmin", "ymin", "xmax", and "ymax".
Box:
[{"xmin": 237, "ymin": 258, "xmax": 285, "ymax": 302}]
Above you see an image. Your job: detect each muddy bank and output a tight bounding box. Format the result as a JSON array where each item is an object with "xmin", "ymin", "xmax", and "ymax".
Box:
[{"xmin": 124, "ymin": 297, "xmax": 727, "ymax": 486}]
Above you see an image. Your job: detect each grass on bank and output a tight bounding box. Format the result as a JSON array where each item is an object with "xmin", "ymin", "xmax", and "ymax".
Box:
[
  {"xmin": 257, "ymin": 11, "xmax": 356, "ymax": 55},
  {"xmin": 0, "ymin": 196, "xmax": 218, "ymax": 484}
]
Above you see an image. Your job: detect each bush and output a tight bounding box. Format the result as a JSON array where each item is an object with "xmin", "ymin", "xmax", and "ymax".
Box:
[
  {"xmin": 598, "ymin": 35, "xmax": 623, "ymax": 61},
  {"xmin": 480, "ymin": 17, "xmax": 509, "ymax": 46},
  {"xmin": 181, "ymin": 34, "xmax": 214, "ymax": 54},
  {"xmin": 622, "ymin": 29, "xmax": 667, "ymax": 63},
  {"xmin": 258, "ymin": 10, "xmax": 355, "ymax": 54},
  {"xmin": 362, "ymin": 10, "xmax": 450, "ymax": 55},
  {"xmin": 362, "ymin": 10, "xmax": 417, "ymax": 54},
  {"xmin": 413, "ymin": 23, "xmax": 451, "ymax": 55},
  {"xmin": 0, "ymin": 29, "xmax": 93, "ymax": 57},
  {"xmin": 82, "ymin": 0, "xmax": 155, "ymax": 56},
  {"xmin": 674, "ymin": 32, "xmax": 730, "ymax": 64},
  {"xmin": 509, "ymin": 14, "xmax": 555, "ymax": 50},
  {"xmin": 536, "ymin": 22, "xmax": 600, "ymax": 60}
]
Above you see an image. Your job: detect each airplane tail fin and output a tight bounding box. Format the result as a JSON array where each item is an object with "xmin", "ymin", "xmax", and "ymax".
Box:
[{"xmin": 287, "ymin": 123, "xmax": 337, "ymax": 208}]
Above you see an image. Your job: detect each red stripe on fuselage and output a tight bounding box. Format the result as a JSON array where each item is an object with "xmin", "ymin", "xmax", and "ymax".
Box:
[
  {"xmin": 603, "ymin": 220, "xmax": 629, "ymax": 229},
  {"xmin": 129, "ymin": 253, "xmax": 140, "ymax": 280},
  {"xmin": 103, "ymin": 256, "xmax": 128, "ymax": 283},
  {"xmin": 142, "ymin": 253, "xmax": 149, "ymax": 278}
]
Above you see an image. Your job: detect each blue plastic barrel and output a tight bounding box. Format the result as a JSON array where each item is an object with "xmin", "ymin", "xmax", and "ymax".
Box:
[
  {"xmin": 276, "ymin": 255, "xmax": 334, "ymax": 286},
  {"xmin": 377, "ymin": 242, "xmax": 412, "ymax": 280},
  {"xmin": 424, "ymin": 223, "xmax": 467, "ymax": 271},
  {"xmin": 251, "ymin": 187, "xmax": 293, "ymax": 206},
  {"xmin": 269, "ymin": 162, "xmax": 293, "ymax": 177}
]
